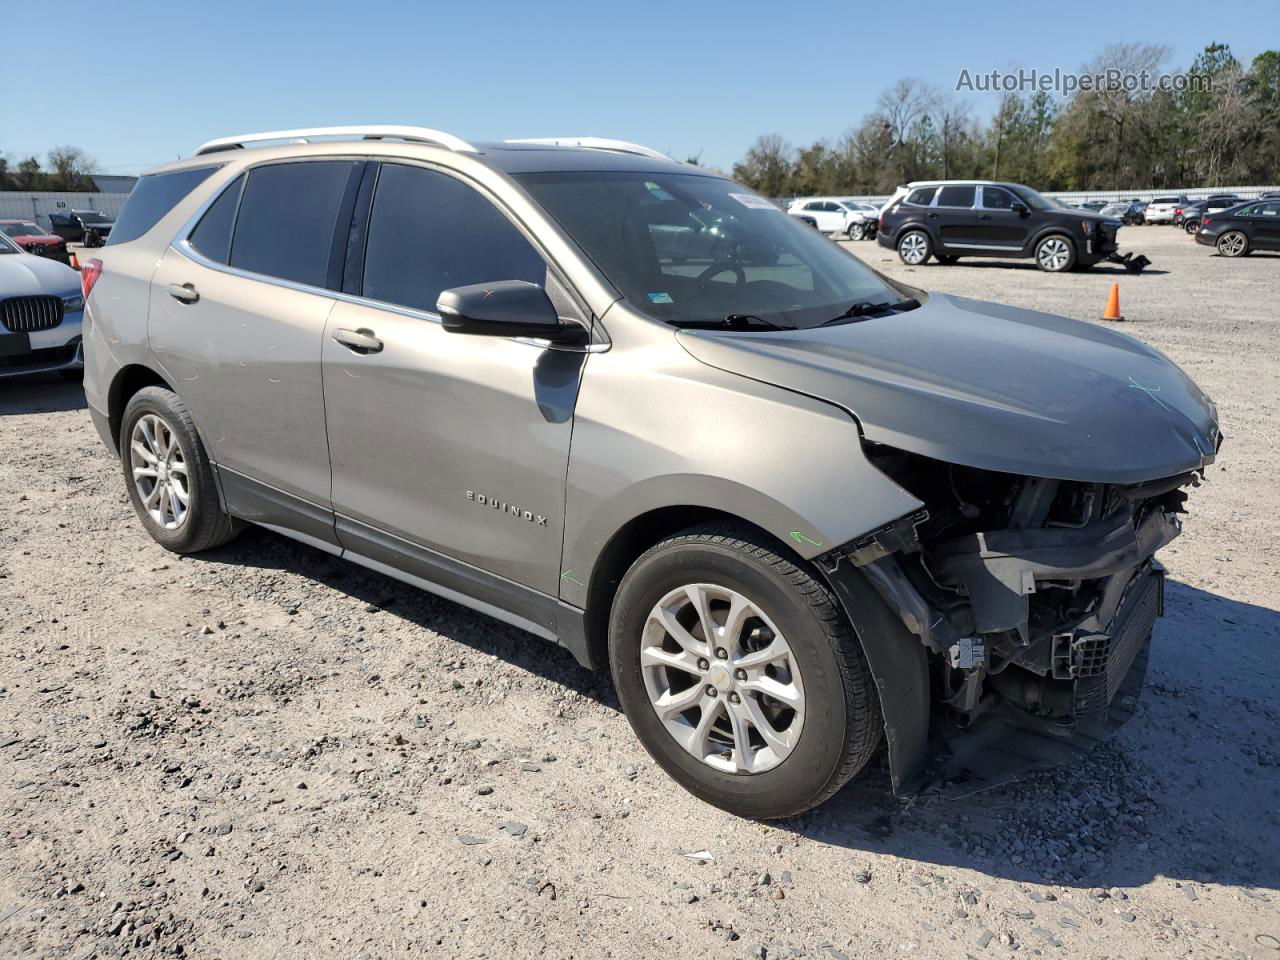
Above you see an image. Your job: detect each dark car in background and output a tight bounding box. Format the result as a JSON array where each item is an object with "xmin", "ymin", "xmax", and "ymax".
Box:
[
  {"xmin": 1181, "ymin": 196, "xmax": 1246, "ymax": 233},
  {"xmin": 878, "ymin": 180, "xmax": 1121, "ymax": 272},
  {"xmin": 1195, "ymin": 198, "xmax": 1280, "ymax": 256},
  {"xmin": 1099, "ymin": 201, "xmax": 1146, "ymax": 225},
  {"xmin": 0, "ymin": 220, "xmax": 71, "ymax": 264},
  {"xmin": 48, "ymin": 209, "xmax": 115, "ymax": 247}
]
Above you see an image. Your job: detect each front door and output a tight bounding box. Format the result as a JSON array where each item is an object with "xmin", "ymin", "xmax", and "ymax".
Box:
[
  {"xmin": 321, "ymin": 161, "xmax": 585, "ymax": 598},
  {"xmin": 974, "ymin": 185, "xmax": 1032, "ymax": 251}
]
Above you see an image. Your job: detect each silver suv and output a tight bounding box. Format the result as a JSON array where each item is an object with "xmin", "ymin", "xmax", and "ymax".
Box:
[{"xmin": 84, "ymin": 127, "xmax": 1221, "ymax": 818}]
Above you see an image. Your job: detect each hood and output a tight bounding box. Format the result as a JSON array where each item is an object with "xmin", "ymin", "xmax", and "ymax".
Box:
[
  {"xmin": 676, "ymin": 293, "xmax": 1219, "ymax": 485},
  {"xmin": 10, "ymin": 234, "xmax": 64, "ymax": 247},
  {"xmin": 0, "ymin": 253, "xmax": 82, "ymax": 296}
]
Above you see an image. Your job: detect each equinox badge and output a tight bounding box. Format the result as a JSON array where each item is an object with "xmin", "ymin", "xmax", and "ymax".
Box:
[{"xmin": 466, "ymin": 490, "xmax": 549, "ymax": 526}]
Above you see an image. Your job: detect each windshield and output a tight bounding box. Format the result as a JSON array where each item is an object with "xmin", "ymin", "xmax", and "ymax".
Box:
[
  {"xmin": 0, "ymin": 223, "xmax": 45, "ymax": 238},
  {"xmin": 0, "ymin": 234, "xmax": 19, "ymax": 255},
  {"xmin": 516, "ymin": 171, "xmax": 902, "ymax": 330}
]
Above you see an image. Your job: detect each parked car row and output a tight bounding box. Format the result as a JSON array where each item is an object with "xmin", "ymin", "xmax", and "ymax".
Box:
[{"xmin": 0, "ymin": 230, "xmax": 85, "ymax": 378}]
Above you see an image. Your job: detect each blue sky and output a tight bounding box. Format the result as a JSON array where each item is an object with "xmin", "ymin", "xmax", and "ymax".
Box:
[{"xmin": 4, "ymin": 0, "xmax": 1277, "ymax": 175}]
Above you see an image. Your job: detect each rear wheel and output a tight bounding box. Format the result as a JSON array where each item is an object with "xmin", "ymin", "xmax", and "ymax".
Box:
[
  {"xmin": 120, "ymin": 386, "xmax": 239, "ymax": 554},
  {"xmin": 1184, "ymin": 219, "xmax": 1199, "ymax": 235},
  {"xmin": 1216, "ymin": 231, "xmax": 1249, "ymax": 257},
  {"xmin": 608, "ymin": 524, "xmax": 882, "ymax": 819},
  {"xmin": 897, "ymin": 230, "xmax": 931, "ymax": 266},
  {"xmin": 1034, "ymin": 234, "xmax": 1076, "ymax": 272}
]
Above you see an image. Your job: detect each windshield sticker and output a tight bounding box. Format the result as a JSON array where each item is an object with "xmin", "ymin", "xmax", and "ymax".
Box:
[
  {"xmin": 729, "ymin": 193, "xmax": 779, "ymax": 211},
  {"xmin": 647, "ymin": 292, "xmax": 674, "ymax": 304}
]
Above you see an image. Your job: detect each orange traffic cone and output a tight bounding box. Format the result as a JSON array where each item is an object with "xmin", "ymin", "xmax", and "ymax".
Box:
[
  {"xmin": 69, "ymin": 251, "xmax": 80, "ymax": 270},
  {"xmin": 1101, "ymin": 282, "xmax": 1124, "ymax": 322}
]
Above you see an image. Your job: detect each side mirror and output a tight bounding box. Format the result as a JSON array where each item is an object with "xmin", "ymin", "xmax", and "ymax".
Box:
[
  {"xmin": 1010, "ymin": 201, "xmax": 1029, "ymax": 216},
  {"xmin": 436, "ymin": 280, "xmax": 587, "ymax": 344}
]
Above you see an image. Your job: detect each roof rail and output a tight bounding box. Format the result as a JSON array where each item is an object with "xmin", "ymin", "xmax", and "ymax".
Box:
[
  {"xmin": 193, "ymin": 125, "xmax": 479, "ymax": 157},
  {"xmin": 505, "ymin": 137, "xmax": 673, "ymax": 162}
]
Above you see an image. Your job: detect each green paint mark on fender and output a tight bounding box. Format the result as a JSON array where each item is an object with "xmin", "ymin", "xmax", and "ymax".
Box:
[
  {"xmin": 560, "ymin": 569, "xmax": 586, "ymax": 587},
  {"xmin": 788, "ymin": 531, "xmax": 823, "ymax": 547}
]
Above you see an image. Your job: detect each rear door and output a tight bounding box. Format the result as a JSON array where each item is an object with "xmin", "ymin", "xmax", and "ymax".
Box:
[
  {"xmin": 974, "ymin": 185, "xmax": 1031, "ymax": 250},
  {"xmin": 930, "ymin": 184, "xmax": 979, "ymax": 249},
  {"xmin": 150, "ymin": 159, "xmax": 363, "ymax": 534}
]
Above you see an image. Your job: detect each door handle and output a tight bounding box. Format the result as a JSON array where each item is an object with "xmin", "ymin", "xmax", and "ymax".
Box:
[
  {"xmin": 167, "ymin": 282, "xmax": 199, "ymax": 304},
  {"xmin": 332, "ymin": 327, "xmax": 383, "ymax": 354},
  {"xmin": 926, "ymin": 212, "xmax": 939, "ymax": 219}
]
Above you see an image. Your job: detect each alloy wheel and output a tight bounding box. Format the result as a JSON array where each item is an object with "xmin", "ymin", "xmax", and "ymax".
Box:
[
  {"xmin": 1217, "ymin": 232, "xmax": 1247, "ymax": 257},
  {"xmin": 899, "ymin": 232, "xmax": 928, "ymax": 264},
  {"xmin": 130, "ymin": 413, "xmax": 190, "ymax": 530},
  {"xmin": 640, "ymin": 583, "xmax": 805, "ymax": 775},
  {"xmin": 1037, "ymin": 236, "xmax": 1072, "ymax": 271}
]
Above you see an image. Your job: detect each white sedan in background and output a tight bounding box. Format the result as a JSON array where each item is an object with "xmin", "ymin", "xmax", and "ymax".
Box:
[
  {"xmin": 788, "ymin": 197, "xmax": 883, "ymax": 239},
  {"xmin": 0, "ymin": 232, "xmax": 86, "ymax": 380}
]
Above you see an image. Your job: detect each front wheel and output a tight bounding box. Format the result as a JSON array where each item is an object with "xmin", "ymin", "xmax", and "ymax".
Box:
[
  {"xmin": 1034, "ymin": 234, "xmax": 1076, "ymax": 272},
  {"xmin": 1216, "ymin": 231, "xmax": 1249, "ymax": 257},
  {"xmin": 847, "ymin": 221, "xmax": 866, "ymax": 241},
  {"xmin": 120, "ymin": 386, "xmax": 239, "ymax": 554},
  {"xmin": 608, "ymin": 525, "xmax": 882, "ymax": 819},
  {"xmin": 897, "ymin": 229, "xmax": 931, "ymax": 266}
]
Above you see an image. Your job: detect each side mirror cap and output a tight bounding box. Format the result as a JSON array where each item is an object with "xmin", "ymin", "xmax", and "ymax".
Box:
[
  {"xmin": 436, "ymin": 280, "xmax": 587, "ymax": 344},
  {"xmin": 1010, "ymin": 201, "xmax": 1029, "ymax": 216}
]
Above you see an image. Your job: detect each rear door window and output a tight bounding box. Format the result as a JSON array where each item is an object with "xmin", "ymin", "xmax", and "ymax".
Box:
[
  {"xmin": 229, "ymin": 161, "xmax": 358, "ymax": 288},
  {"xmin": 936, "ymin": 185, "xmax": 976, "ymax": 208},
  {"xmin": 361, "ymin": 163, "xmax": 546, "ymax": 313},
  {"xmin": 188, "ymin": 175, "xmax": 244, "ymax": 264},
  {"xmin": 107, "ymin": 165, "xmax": 220, "ymax": 245}
]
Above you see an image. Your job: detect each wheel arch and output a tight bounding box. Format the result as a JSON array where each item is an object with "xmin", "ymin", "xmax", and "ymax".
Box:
[
  {"xmin": 107, "ymin": 364, "xmax": 175, "ymax": 453},
  {"xmin": 579, "ymin": 504, "xmax": 778, "ymax": 672}
]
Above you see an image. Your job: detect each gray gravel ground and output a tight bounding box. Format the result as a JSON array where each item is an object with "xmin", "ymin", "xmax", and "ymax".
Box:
[{"xmin": 1, "ymin": 227, "xmax": 1278, "ymax": 959}]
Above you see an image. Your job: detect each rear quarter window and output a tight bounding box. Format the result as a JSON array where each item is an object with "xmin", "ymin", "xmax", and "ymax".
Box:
[
  {"xmin": 905, "ymin": 187, "xmax": 937, "ymax": 206},
  {"xmin": 107, "ymin": 166, "xmax": 221, "ymax": 246}
]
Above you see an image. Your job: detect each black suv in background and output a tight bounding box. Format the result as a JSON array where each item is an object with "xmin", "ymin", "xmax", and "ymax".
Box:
[
  {"xmin": 48, "ymin": 210, "xmax": 115, "ymax": 248},
  {"xmin": 878, "ymin": 180, "xmax": 1121, "ymax": 272}
]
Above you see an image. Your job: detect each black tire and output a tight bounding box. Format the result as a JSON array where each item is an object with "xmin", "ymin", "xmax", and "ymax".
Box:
[
  {"xmin": 935, "ymin": 254, "xmax": 959, "ymax": 265},
  {"xmin": 119, "ymin": 386, "xmax": 239, "ymax": 554},
  {"xmin": 1184, "ymin": 219, "xmax": 1199, "ymax": 235},
  {"xmin": 896, "ymin": 229, "xmax": 931, "ymax": 266},
  {"xmin": 1034, "ymin": 233, "xmax": 1077, "ymax": 272},
  {"xmin": 608, "ymin": 524, "xmax": 882, "ymax": 819},
  {"xmin": 847, "ymin": 221, "xmax": 866, "ymax": 241}
]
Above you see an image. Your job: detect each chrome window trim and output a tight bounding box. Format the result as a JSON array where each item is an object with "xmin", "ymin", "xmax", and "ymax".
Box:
[{"xmin": 172, "ymin": 156, "xmax": 608, "ymax": 354}]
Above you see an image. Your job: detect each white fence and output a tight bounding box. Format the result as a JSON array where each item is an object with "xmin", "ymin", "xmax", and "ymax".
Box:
[{"xmin": 0, "ymin": 192, "xmax": 133, "ymax": 229}]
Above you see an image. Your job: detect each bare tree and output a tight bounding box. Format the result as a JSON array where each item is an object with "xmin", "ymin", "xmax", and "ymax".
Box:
[
  {"xmin": 46, "ymin": 145, "xmax": 97, "ymax": 191},
  {"xmin": 875, "ymin": 79, "xmax": 936, "ymax": 144}
]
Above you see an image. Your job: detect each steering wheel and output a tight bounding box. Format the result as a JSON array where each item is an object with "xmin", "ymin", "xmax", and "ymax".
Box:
[{"xmin": 696, "ymin": 261, "xmax": 746, "ymax": 288}]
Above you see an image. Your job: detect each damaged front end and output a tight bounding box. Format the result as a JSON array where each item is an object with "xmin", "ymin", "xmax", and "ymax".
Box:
[{"xmin": 823, "ymin": 444, "xmax": 1204, "ymax": 797}]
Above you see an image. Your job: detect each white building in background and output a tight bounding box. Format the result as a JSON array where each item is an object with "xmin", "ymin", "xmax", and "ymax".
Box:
[{"xmin": 0, "ymin": 175, "xmax": 137, "ymax": 228}]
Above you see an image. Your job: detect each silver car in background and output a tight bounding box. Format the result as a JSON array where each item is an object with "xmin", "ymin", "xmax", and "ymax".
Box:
[
  {"xmin": 83, "ymin": 127, "xmax": 1220, "ymax": 819},
  {"xmin": 0, "ymin": 231, "xmax": 85, "ymax": 379}
]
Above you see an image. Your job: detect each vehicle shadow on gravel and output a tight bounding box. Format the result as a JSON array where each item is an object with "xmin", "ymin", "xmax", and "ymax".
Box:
[
  {"xmin": 202, "ymin": 524, "xmax": 611, "ymax": 701},
  {"xmin": 198, "ymin": 527, "xmax": 1280, "ymax": 894},
  {"xmin": 0, "ymin": 375, "xmax": 86, "ymax": 415},
  {"xmin": 788, "ymin": 581, "xmax": 1280, "ymax": 894},
  {"xmin": 929, "ymin": 262, "xmax": 1171, "ymax": 276}
]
